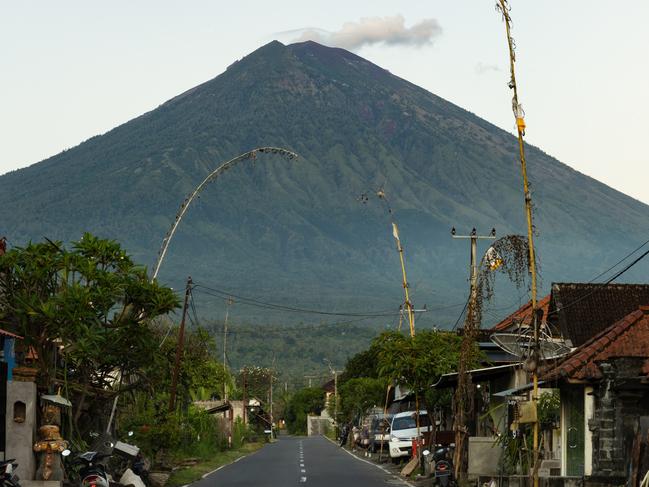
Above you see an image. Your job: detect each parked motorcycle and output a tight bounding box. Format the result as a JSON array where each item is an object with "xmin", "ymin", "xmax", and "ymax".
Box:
[
  {"xmin": 0, "ymin": 459, "xmax": 20, "ymax": 487},
  {"xmin": 431, "ymin": 445, "xmax": 456, "ymax": 487},
  {"xmin": 62, "ymin": 449, "xmax": 111, "ymax": 487}
]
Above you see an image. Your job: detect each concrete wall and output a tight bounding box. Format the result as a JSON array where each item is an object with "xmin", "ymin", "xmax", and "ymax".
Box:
[
  {"xmin": 6, "ymin": 381, "xmax": 37, "ymax": 480},
  {"xmin": 307, "ymin": 415, "xmax": 332, "ymax": 436},
  {"xmin": 468, "ymin": 436, "xmax": 502, "ymax": 476}
]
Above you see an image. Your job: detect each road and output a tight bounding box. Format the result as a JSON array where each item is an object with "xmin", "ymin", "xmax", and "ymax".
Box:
[{"xmin": 193, "ymin": 435, "xmax": 411, "ymax": 487}]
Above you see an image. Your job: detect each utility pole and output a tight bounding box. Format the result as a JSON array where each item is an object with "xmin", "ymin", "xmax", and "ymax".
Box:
[
  {"xmin": 169, "ymin": 276, "xmax": 192, "ymax": 412},
  {"xmin": 304, "ymin": 375, "xmax": 318, "ymax": 388},
  {"xmin": 242, "ymin": 368, "xmax": 247, "ymax": 425},
  {"xmin": 495, "ymin": 3, "xmax": 541, "ymax": 485},
  {"xmin": 451, "ymin": 228, "xmax": 496, "ymax": 478},
  {"xmin": 269, "ymin": 371, "xmax": 274, "ymax": 439},
  {"xmin": 324, "ymin": 359, "xmax": 341, "ymax": 434},
  {"xmin": 223, "ymin": 297, "xmax": 234, "ymax": 401}
]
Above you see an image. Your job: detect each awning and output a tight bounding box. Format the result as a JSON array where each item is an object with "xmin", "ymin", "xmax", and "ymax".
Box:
[
  {"xmin": 433, "ymin": 363, "xmax": 520, "ymax": 389},
  {"xmin": 492, "ymin": 380, "xmax": 546, "ymax": 397}
]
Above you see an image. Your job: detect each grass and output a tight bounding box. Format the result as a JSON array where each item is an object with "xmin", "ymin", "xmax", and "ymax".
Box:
[{"xmin": 167, "ymin": 442, "xmax": 264, "ymax": 487}]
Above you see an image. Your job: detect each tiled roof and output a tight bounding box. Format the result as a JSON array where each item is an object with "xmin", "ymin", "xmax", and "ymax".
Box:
[
  {"xmin": 0, "ymin": 328, "xmax": 22, "ymax": 339},
  {"xmin": 491, "ymin": 294, "xmax": 551, "ymax": 332},
  {"xmin": 542, "ymin": 306, "xmax": 649, "ymax": 381},
  {"xmin": 550, "ymin": 283, "xmax": 649, "ymax": 347}
]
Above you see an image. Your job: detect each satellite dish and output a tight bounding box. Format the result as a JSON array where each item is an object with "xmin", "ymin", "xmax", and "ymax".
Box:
[{"xmin": 491, "ymin": 327, "xmax": 570, "ymax": 360}]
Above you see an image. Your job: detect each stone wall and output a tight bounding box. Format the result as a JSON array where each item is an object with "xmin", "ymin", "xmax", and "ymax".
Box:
[{"xmin": 588, "ymin": 358, "xmax": 649, "ymax": 479}]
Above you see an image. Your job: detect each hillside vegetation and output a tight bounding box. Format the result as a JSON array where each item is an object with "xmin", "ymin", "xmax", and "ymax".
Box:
[{"xmin": 1, "ymin": 40, "xmax": 648, "ymax": 327}]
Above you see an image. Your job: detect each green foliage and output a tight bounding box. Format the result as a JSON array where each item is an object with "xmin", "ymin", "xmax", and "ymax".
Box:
[
  {"xmin": 339, "ymin": 343, "xmax": 381, "ymax": 384},
  {"xmin": 156, "ymin": 326, "xmax": 233, "ymax": 405},
  {"xmin": 205, "ymin": 320, "xmax": 380, "ymax": 388},
  {"xmin": 374, "ymin": 330, "xmax": 463, "ymax": 396},
  {"xmin": 122, "ymin": 405, "xmax": 235, "ymax": 459},
  {"xmin": 285, "ymin": 387, "xmax": 326, "ymax": 434},
  {"xmin": 338, "ymin": 377, "xmax": 386, "ymax": 422},
  {"xmin": 538, "ymin": 389, "xmax": 560, "ymax": 427},
  {"xmin": 495, "ymin": 429, "xmax": 533, "ymax": 475},
  {"xmin": 0, "ymin": 233, "xmax": 180, "ymax": 436}
]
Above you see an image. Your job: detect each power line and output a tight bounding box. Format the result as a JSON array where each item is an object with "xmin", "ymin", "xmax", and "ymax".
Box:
[
  {"xmin": 193, "ymin": 284, "xmax": 400, "ymax": 318},
  {"xmin": 588, "ymin": 236, "xmax": 649, "ymax": 283},
  {"xmin": 546, "ymin": 246, "xmax": 649, "ymax": 318},
  {"xmin": 451, "ymin": 296, "xmax": 470, "ymax": 331}
]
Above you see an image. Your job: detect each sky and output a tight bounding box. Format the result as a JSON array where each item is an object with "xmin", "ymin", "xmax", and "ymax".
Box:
[{"xmin": 1, "ymin": 1, "xmax": 648, "ymax": 203}]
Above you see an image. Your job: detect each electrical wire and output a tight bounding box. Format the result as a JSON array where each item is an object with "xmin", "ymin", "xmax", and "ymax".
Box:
[
  {"xmin": 546, "ymin": 246, "xmax": 649, "ymax": 318},
  {"xmin": 451, "ymin": 296, "xmax": 470, "ymax": 331},
  {"xmin": 587, "ymin": 236, "xmax": 649, "ymax": 283},
  {"xmin": 193, "ymin": 283, "xmax": 401, "ymax": 318}
]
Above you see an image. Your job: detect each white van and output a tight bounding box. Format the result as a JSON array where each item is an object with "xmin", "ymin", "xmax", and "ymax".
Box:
[{"xmin": 388, "ymin": 410, "xmax": 431, "ymax": 459}]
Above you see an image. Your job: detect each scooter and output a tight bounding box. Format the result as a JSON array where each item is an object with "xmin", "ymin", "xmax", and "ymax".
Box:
[
  {"xmin": 62, "ymin": 449, "xmax": 111, "ymax": 487},
  {"xmin": 0, "ymin": 459, "xmax": 20, "ymax": 487},
  {"xmin": 431, "ymin": 445, "xmax": 456, "ymax": 487}
]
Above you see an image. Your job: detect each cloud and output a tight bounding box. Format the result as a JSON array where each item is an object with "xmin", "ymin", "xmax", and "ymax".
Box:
[
  {"xmin": 292, "ymin": 15, "xmax": 442, "ymax": 51},
  {"xmin": 475, "ymin": 62, "xmax": 500, "ymax": 75}
]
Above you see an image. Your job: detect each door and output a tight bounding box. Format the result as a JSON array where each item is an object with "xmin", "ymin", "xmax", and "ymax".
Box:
[{"xmin": 562, "ymin": 387, "xmax": 585, "ymax": 476}]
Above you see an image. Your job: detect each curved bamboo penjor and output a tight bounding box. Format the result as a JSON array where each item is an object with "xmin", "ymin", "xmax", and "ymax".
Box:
[{"xmin": 151, "ymin": 147, "xmax": 298, "ymax": 280}]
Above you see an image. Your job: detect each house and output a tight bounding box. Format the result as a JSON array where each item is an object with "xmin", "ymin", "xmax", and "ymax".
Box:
[
  {"xmin": 542, "ymin": 306, "xmax": 649, "ymax": 482},
  {"xmin": 435, "ymin": 282, "xmax": 649, "ymax": 483}
]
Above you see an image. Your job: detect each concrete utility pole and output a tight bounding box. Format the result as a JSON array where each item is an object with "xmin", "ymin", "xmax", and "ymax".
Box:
[
  {"xmin": 223, "ymin": 297, "xmax": 234, "ymax": 401},
  {"xmin": 451, "ymin": 228, "xmax": 495, "ymax": 478},
  {"xmin": 304, "ymin": 375, "xmax": 319, "ymax": 388},
  {"xmin": 242, "ymin": 369, "xmax": 247, "ymax": 425},
  {"xmin": 324, "ymin": 359, "xmax": 341, "ymax": 432},
  {"xmin": 169, "ymin": 276, "xmax": 192, "ymax": 412},
  {"xmin": 269, "ymin": 371, "xmax": 274, "ymax": 439}
]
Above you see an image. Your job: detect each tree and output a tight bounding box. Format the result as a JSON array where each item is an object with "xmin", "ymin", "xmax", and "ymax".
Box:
[
  {"xmin": 0, "ymin": 233, "xmax": 179, "ymax": 432},
  {"xmin": 374, "ymin": 330, "xmax": 469, "ymax": 440},
  {"xmin": 339, "ymin": 343, "xmax": 381, "ymax": 384},
  {"xmin": 157, "ymin": 326, "xmax": 234, "ymax": 404},
  {"xmin": 285, "ymin": 387, "xmax": 325, "ymax": 435},
  {"xmin": 338, "ymin": 377, "xmax": 386, "ymax": 422}
]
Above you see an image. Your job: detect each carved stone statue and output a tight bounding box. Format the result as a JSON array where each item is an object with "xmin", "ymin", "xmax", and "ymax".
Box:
[{"xmin": 33, "ymin": 393, "xmax": 70, "ymax": 481}]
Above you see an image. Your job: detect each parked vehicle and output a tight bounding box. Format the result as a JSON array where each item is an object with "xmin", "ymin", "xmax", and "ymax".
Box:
[
  {"xmin": 431, "ymin": 445, "xmax": 456, "ymax": 487},
  {"xmin": 339, "ymin": 424, "xmax": 350, "ymax": 447},
  {"xmin": 388, "ymin": 410, "xmax": 432, "ymax": 460},
  {"xmin": 63, "ymin": 449, "xmax": 111, "ymax": 487},
  {"xmin": 368, "ymin": 413, "xmax": 393, "ymax": 453},
  {"xmin": 0, "ymin": 459, "xmax": 20, "ymax": 487}
]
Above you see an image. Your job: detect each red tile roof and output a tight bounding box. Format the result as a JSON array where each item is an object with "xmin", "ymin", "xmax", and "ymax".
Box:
[
  {"xmin": 491, "ymin": 294, "xmax": 551, "ymax": 332},
  {"xmin": 550, "ymin": 283, "xmax": 649, "ymax": 347},
  {"xmin": 0, "ymin": 328, "xmax": 22, "ymax": 339},
  {"xmin": 542, "ymin": 306, "xmax": 649, "ymax": 381}
]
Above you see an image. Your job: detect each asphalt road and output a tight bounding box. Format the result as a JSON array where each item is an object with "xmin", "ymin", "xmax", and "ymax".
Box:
[{"xmin": 193, "ymin": 435, "xmax": 411, "ymax": 487}]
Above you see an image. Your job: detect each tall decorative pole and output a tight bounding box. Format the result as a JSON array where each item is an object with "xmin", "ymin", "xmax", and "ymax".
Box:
[
  {"xmin": 151, "ymin": 147, "xmax": 298, "ymax": 281},
  {"xmin": 495, "ymin": 2, "xmax": 541, "ymax": 484}
]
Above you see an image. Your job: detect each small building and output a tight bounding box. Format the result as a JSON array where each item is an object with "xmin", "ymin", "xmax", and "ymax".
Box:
[
  {"xmin": 542, "ymin": 305, "xmax": 649, "ymax": 482},
  {"xmin": 438, "ymin": 282, "xmax": 649, "ymax": 483}
]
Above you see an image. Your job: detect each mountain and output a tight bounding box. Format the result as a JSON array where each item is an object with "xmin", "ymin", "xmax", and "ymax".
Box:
[{"xmin": 2, "ymin": 40, "xmax": 648, "ymax": 327}]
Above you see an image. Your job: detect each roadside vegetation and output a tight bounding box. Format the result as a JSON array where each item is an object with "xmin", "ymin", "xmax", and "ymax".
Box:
[{"xmin": 0, "ymin": 234, "xmax": 260, "ymax": 468}]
